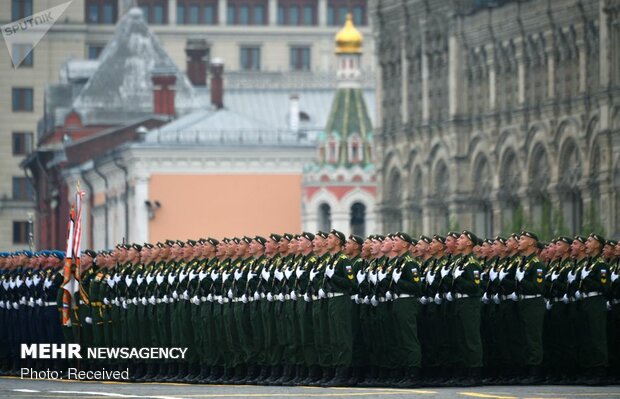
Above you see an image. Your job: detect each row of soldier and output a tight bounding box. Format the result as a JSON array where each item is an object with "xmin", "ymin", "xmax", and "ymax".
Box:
[{"xmin": 0, "ymin": 230, "xmax": 619, "ymax": 387}]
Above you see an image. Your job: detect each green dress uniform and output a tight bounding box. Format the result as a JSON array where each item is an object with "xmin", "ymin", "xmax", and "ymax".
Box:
[
  {"xmin": 295, "ymin": 253, "xmax": 319, "ymax": 381},
  {"xmin": 309, "ymin": 253, "xmax": 331, "ymax": 381},
  {"xmin": 609, "ymin": 258, "xmax": 620, "ymax": 379},
  {"xmin": 244, "ymin": 255, "xmax": 266, "ymax": 381},
  {"xmin": 436, "ymin": 255, "xmax": 457, "ymax": 376},
  {"xmin": 496, "ymin": 255, "xmax": 521, "ymax": 379}
]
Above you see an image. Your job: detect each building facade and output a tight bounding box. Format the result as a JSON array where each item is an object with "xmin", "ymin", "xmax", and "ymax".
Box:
[
  {"xmin": 371, "ymin": 0, "xmax": 620, "ymax": 239},
  {"xmin": 1, "ymin": 0, "xmax": 374, "ymax": 250}
]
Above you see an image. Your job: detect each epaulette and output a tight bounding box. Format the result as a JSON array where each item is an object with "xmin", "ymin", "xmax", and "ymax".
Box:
[{"xmin": 340, "ymin": 254, "xmax": 347, "ymax": 260}]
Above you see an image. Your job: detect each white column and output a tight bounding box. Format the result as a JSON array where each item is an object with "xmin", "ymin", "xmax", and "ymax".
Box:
[
  {"xmin": 268, "ymin": 0, "xmax": 277, "ymax": 26},
  {"xmin": 487, "ymin": 44, "xmax": 496, "ymax": 110},
  {"xmin": 401, "ymin": 26, "xmax": 409, "ymax": 124},
  {"xmin": 599, "ymin": 0, "xmax": 609, "ymax": 88},
  {"xmin": 421, "ymin": 51, "xmax": 429, "ymax": 122},
  {"xmin": 546, "ymin": 31, "xmax": 555, "ymax": 99},
  {"xmin": 168, "ymin": 0, "xmax": 177, "ymax": 25},
  {"xmin": 448, "ymin": 34, "xmax": 460, "ymax": 117},
  {"xmin": 318, "ymin": 0, "xmax": 327, "ymax": 27},
  {"xmin": 516, "ymin": 38, "xmax": 525, "ymax": 104},
  {"xmin": 132, "ymin": 174, "xmax": 150, "ymax": 244},
  {"xmin": 219, "ymin": 0, "xmax": 227, "ymax": 25}
]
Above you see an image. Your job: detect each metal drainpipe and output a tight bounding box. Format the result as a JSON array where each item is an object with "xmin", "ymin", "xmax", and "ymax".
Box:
[
  {"xmin": 113, "ymin": 156, "xmax": 130, "ymax": 243},
  {"xmin": 93, "ymin": 163, "xmax": 110, "ymax": 249},
  {"xmin": 79, "ymin": 169, "xmax": 95, "ymax": 250}
]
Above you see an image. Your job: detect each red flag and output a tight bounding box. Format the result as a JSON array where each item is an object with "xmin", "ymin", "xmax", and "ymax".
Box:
[{"xmin": 61, "ymin": 190, "xmax": 86, "ymax": 327}]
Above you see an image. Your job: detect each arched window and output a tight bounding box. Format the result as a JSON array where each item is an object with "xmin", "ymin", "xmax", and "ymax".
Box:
[
  {"xmin": 433, "ymin": 161, "xmax": 450, "ymax": 232},
  {"xmin": 499, "ymin": 149, "xmax": 521, "ymax": 232},
  {"xmin": 384, "ymin": 168, "xmax": 402, "ymax": 232},
  {"xmin": 348, "ymin": 134, "xmax": 361, "ymax": 164},
  {"xmin": 350, "ymin": 202, "xmax": 366, "ymax": 237},
  {"xmin": 318, "ymin": 203, "xmax": 331, "ymax": 231},
  {"xmin": 529, "ymin": 145, "xmax": 551, "ymax": 235},
  {"xmin": 558, "ymin": 140, "xmax": 582, "ymax": 234},
  {"xmin": 472, "ymin": 156, "xmax": 493, "ymax": 237},
  {"xmin": 409, "ymin": 165, "xmax": 424, "ymax": 235}
]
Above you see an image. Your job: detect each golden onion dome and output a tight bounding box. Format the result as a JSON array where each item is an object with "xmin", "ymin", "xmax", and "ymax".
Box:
[{"xmin": 335, "ymin": 13, "xmax": 363, "ymax": 54}]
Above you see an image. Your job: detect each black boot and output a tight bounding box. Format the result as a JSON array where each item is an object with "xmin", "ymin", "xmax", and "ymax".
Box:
[
  {"xmin": 291, "ymin": 365, "xmax": 307, "ymax": 385},
  {"xmin": 207, "ymin": 365, "xmax": 224, "ymax": 384},
  {"xmin": 163, "ymin": 363, "xmax": 178, "ymax": 382},
  {"xmin": 398, "ymin": 367, "xmax": 421, "ymax": 388},
  {"xmin": 266, "ymin": 365, "xmax": 283, "ymax": 386},
  {"xmin": 255, "ymin": 365, "xmax": 270, "ymax": 385},
  {"xmin": 460, "ymin": 367, "xmax": 482, "ymax": 387},
  {"xmin": 325, "ymin": 367, "xmax": 349, "ymax": 387},
  {"xmin": 276, "ymin": 364, "xmax": 295, "ymax": 385}
]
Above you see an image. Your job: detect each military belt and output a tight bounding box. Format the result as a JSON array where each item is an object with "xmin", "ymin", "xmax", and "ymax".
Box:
[
  {"xmin": 519, "ymin": 294, "xmax": 542, "ymax": 300},
  {"xmin": 612, "ymin": 299, "xmax": 620, "ymax": 305},
  {"xmin": 327, "ymin": 292, "xmax": 344, "ymax": 298},
  {"xmin": 284, "ymin": 294, "xmax": 291, "ymax": 300},
  {"xmin": 311, "ymin": 295, "xmax": 320, "ymax": 301},
  {"xmin": 454, "ymin": 293, "xmax": 470, "ymax": 299},
  {"xmin": 378, "ymin": 297, "xmax": 387, "ymax": 303},
  {"xmin": 44, "ymin": 301, "xmax": 56, "ymax": 306},
  {"xmin": 394, "ymin": 294, "xmax": 414, "ymax": 299},
  {"xmin": 582, "ymin": 292, "xmax": 603, "ymax": 298},
  {"xmin": 92, "ymin": 301, "xmax": 103, "ymax": 307}
]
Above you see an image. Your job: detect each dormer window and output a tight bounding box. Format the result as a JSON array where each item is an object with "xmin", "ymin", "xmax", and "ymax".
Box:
[
  {"xmin": 318, "ymin": 144, "xmax": 326, "ymax": 163},
  {"xmin": 348, "ymin": 134, "xmax": 361, "ymax": 164},
  {"xmin": 327, "ymin": 136, "xmax": 338, "ymax": 164}
]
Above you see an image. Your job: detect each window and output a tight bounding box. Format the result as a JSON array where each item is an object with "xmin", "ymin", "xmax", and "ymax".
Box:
[
  {"xmin": 86, "ymin": 0, "xmax": 118, "ymax": 24},
  {"xmin": 303, "ymin": 5, "xmax": 314, "ymax": 25},
  {"xmin": 12, "ymin": 0, "xmax": 32, "ymax": 21},
  {"xmin": 12, "ymin": 132, "xmax": 33, "ymax": 156},
  {"xmin": 352, "ymin": 6, "xmax": 364, "ymax": 25},
  {"xmin": 13, "ymin": 177, "xmax": 34, "ymax": 201},
  {"xmin": 240, "ymin": 46, "xmax": 260, "ymax": 70},
  {"xmin": 11, "ymin": 44, "xmax": 33, "ymax": 67},
  {"xmin": 278, "ymin": 6, "xmax": 285, "ymax": 24},
  {"xmin": 278, "ymin": 1, "xmax": 316, "ymax": 25},
  {"xmin": 327, "ymin": 1, "xmax": 366, "ymax": 26},
  {"xmin": 318, "ymin": 204, "xmax": 332, "ymax": 231},
  {"xmin": 290, "ymin": 46, "xmax": 310, "ymax": 70},
  {"xmin": 87, "ymin": 44, "xmax": 105, "ymax": 60},
  {"xmin": 178, "ymin": 1, "xmax": 218, "ymax": 24},
  {"xmin": 227, "ymin": 1, "xmax": 267, "ymax": 25},
  {"xmin": 289, "ymin": 6, "xmax": 299, "ymax": 25},
  {"xmin": 13, "ymin": 221, "xmax": 29, "ymax": 244},
  {"xmin": 138, "ymin": 1, "xmax": 167, "ymax": 24},
  {"xmin": 12, "ymin": 88, "xmax": 34, "ymax": 111}
]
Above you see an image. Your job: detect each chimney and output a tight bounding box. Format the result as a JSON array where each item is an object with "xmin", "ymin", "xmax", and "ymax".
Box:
[
  {"xmin": 151, "ymin": 67, "xmax": 177, "ymax": 117},
  {"xmin": 289, "ymin": 93, "xmax": 300, "ymax": 132},
  {"xmin": 210, "ymin": 58, "xmax": 224, "ymax": 109},
  {"xmin": 185, "ymin": 39, "xmax": 209, "ymax": 87}
]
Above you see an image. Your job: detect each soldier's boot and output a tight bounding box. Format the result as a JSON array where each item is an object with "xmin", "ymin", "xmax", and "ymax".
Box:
[
  {"xmin": 254, "ymin": 365, "xmax": 270, "ymax": 385},
  {"xmin": 151, "ymin": 363, "xmax": 164, "ymax": 381},
  {"xmin": 397, "ymin": 367, "xmax": 421, "ymax": 388},
  {"xmin": 265, "ymin": 365, "xmax": 283, "ymax": 386},
  {"xmin": 184, "ymin": 363, "xmax": 200, "ymax": 383},
  {"xmin": 136, "ymin": 363, "xmax": 152, "ymax": 382},
  {"xmin": 174, "ymin": 362, "xmax": 188, "ymax": 382},
  {"xmin": 230, "ymin": 364, "xmax": 246, "ymax": 384},
  {"xmin": 345, "ymin": 366, "xmax": 360, "ymax": 386},
  {"xmin": 240, "ymin": 364, "xmax": 255, "ymax": 385},
  {"xmin": 301, "ymin": 365, "xmax": 321, "ymax": 385},
  {"xmin": 274, "ymin": 364, "xmax": 293, "ymax": 385},
  {"xmin": 324, "ymin": 367, "xmax": 349, "ymax": 387},
  {"xmin": 459, "ymin": 367, "xmax": 482, "ymax": 387},
  {"xmin": 197, "ymin": 364, "xmax": 210, "ymax": 383},
  {"xmin": 291, "ymin": 365, "xmax": 306, "ymax": 385},
  {"xmin": 207, "ymin": 365, "xmax": 224, "ymax": 384},
  {"xmin": 162, "ymin": 362, "xmax": 178, "ymax": 382},
  {"xmin": 357, "ymin": 366, "xmax": 375, "ymax": 387},
  {"xmin": 519, "ymin": 366, "xmax": 543, "ymax": 385},
  {"xmin": 584, "ymin": 367, "xmax": 607, "ymax": 386}
]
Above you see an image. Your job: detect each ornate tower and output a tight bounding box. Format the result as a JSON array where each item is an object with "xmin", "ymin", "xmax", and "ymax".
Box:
[{"xmin": 302, "ymin": 14, "xmax": 376, "ymax": 236}]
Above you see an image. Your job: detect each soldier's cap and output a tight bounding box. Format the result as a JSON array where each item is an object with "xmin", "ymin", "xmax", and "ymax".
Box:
[
  {"xmin": 231, "ymin": 237, "xmax": 241, "ymax": 244},
  {"xmin": 197, "ymin": 238, "xmax": 208, "ymax": 244},
  {"xmin": 156, "ymin": 242, "xmax": 166, "ymax": 248},
  {"xmin": 509, "ymin": 233, "xmax": 520, "ymax": 240},
  {"xmin": 495, "ymin": 236, "xmax": 507, "ymax": 245},
  {"xmin": 23, "ymin": 250, "xmax": 33, "ymax": 258},
  {"xmin": 143, "ymin": 243, "xmax": 154, "ymax": 249},
  {"xmin": 330, "ymin": 229, "xmax": 346, "ymax": 245},
  {"xmin": 282, "ymin": 233, "xmax": 295, "ymax": 242},
  {"xmin": 606, "ymin": 239, "xmax": 618, "ymax": 246},
  {"xmin": 574, "ymin": 235, "xmax": 587, "ymax": 244},
  {"xmin": 294, "ymin": 234, "xmax": 302, "ymax": 240},
  {"xmin": 447, "ymin": 231, "xmax": 460, "ymax": 239},
  {"xmin": 0, "ymin": 252, "xmax": 9, "ymax": 258},
  {"xmin": 393, "ymin": 232, "xmax": 412, "ymax": 244},
  {"xmin": 242, "ymin": 236, "xmax": 253, "ymax": 244},
  {"xmin": 432, "ymin": 234, "xmax": 446, "ymax": 244},
  {"xmin": 461, "ymin": 230, "xmax": 480, "ymax": 245},
  {"xmin": 84, "ymin": 249, "xmax": 97, "ymax": 258},
  {"xmin": 557, "ymin": 236, "xmax": 573, "ymax": 245},
  {"xmin": 386, "ymin": 233, "xmax": 395, "ymax": 239},
  {"xmin": 372, "ymin": 234, "xmax": 385, "ymax": 242},
  {"xmin": 186, "ymin": 239, "xmax": 197, "ymax": 247},
  {"xmin": 175, "ymin": 240, "xmax": 186, "ymax": 247},
  {"xmin": 316, "ymin": 231, "xmax": 329, "ymax": 239},
  {"xmin": 589, "ymin": 233, "xmax": 606, "ymax": 246},
  {"xmin": 254, "ymin": 236, "xmax": 267, "ymax": 246},
  {"xmin": 537, "ymin": 241, "xmax": 546, "ymax": 249},
  {"xmin": 269, "ymin": 233, "xmax": 282, "ymax": 242},
  {"xmin": 165, "ymin": 239, "xmax": 176, "ymax": 247},
  {"xmin": 301, "ymin": 232, "xmax": 315, "ymax": 242},
  {"xmin": 52, "ymin": 251, "xmax": 65, "ymax": 260},
  {"xmin": 419, "ymin": 235, "xmax": 432, "ymax": 244},
  {"xmin": 207, "ymin": 238, "xmax": 220, "ymax": 247},
  {"xmin": 484, "ymin": 238, "xmax": 494, "ymax": 245},
  {"xmin": 132, "ymin": 243, "xmax": 143, "ymax": 251},
  {"xmin": 520, "ymin": 231, "xmax": 539, "ymax": 242},
  {"xmin": 348, "ymin": 234, "xmax": 364, "ymax": 245}
]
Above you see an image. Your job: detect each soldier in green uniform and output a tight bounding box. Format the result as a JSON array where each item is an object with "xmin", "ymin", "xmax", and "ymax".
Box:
[
  {"xmin": 79, "ymin": 250, "xmax": 97, "ymax": 372},
  {"xmin": 607, "ymin": 239, "xmax": 620, "ymax": 382},
  {"xmin": 343, "ymin": 234, "xmax": 364, "ymax": 385},
  {"xmin": 514, "ymin": 231, "xmax": 546, "ymax": 383}
]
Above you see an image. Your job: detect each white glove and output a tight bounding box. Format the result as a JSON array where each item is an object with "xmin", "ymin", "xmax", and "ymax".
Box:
[
  {"xmin": 434, "ymin": 293, "xmax": 443, "ymax": 304},
  {"xmin": 378, "ymin": 269, "xmax": 387, "ymax": 281},
  {"xmin": 453, "ymin": 267, "xmax": 464, "ymax": 279},
  {"xmin": 363, "ymin": 296, "xmax": 370, "ymax": 305},
  {"xmin": 0, "ymin": 302, "xmax": 4, "ymax": 309},
  {"xmin": 356, "ymin": 270, "xmax": 366, "ymax": 285},
  {"xmin": 28, "ymin": 298, "xmax": 35, "ymax": 307},
  {"xmin": 261, "ymin": 269, "xmax": 270, "ymax": 281},
  {"xmin": 353, "ymin": 294, "xmax": 360, "ymax": 304},
  {"xmin": 325, "ymin": 266, "xmax": 335, "ymax": 279},
  {"xmin": 489, "ymin": 269, "xmax": 498, "ymax": 281},
  {"xmin": 217, "ymin": 296, "xmax": 224, "ymax": 304},
  {"xmin": 575, "ymin": 290, "xmax": 582, "ymax": 300},
  {"xmin": 247, "ymin": 270, "xmax": 256, "ymax": 280},
  {"xmin": 545, "ymin": 300, "xmax": 552, "ymax": 310},
  {"xmin": 370, "ymin": 295, "xmax": 379, "ymax": 306},
  {"xmin": 234, "ymin": 269, "xmax": 243, "ymax": 280},
  {"xmin": 163, "ymin": 295, "xmax": 169, "ymax": 303},
  {"xmin": 267, "ymin": 293, "xmax": 274, "ymax": 302},
  {"xmin": 284, "ymin": 268, "xmax": 293, "ymax": 279},
  {"xmin": 607, "ymin": 301, "xmax": 612, "ymax": 311},
  {"xmin": 210, "ymin": 270, "xmax": 219, "ymax": 281},
  {"xmin": 12, "ymin": 302, "xmax": 19, "ymax": 309},
  {"xmin": 295, "ymin": 267, "xmax": 304, "ymax": 278},
  {"xmin": 222, "ymin": 271, "xmax": 230, "ymax": 281},
  {"xmin": 369, "ymin": 271, "xmax": 377, "ymax": 284},
  {"xmin": 132, "ymin": 297, "xmax": 138, "ymax": 305},
  {"xmin": 276, "ymin": 293, "xmax": 283, "ymax": 301},
  {"xmin": 581, "ymin": 267, "xmax": 591, "ymax": 280},
  {"xmin": 227, "ymin": 289, "xmax": 233, "ymax": 299},
  {"xmin": 275, "ymin": 269, "xmax": 284, "ymax": 281},
  {"xmin": 446, "ymin": 292, "xmax": 454, "ymax": 302},
  {"xmin": 191, "ymin": 296, "xmax": 200, "ymax": 305},
  {"xmin": 481, "ymin": 293, "xmax": 489, "ymax": 304},
  {"xmin": 392, "ymin": 269, "xmax": 402, "ymax": 284},
  {"xmin": 149, "ymin": 296, "xmax": 156, "ymax": 305},
  {"xmin": 241, "ymin": 294, "xmax": 248, "ymax": 303},
  {"xmin": 122, "ymin": 301, "xmax": 128, "ymax": 309},
  {"xmin": 441, "ymin": 266, "xmax": 450, "ymax": 278},
  {"xmin": 561, "ymin": 294, "xmax": 569, "ymax": 304},
  {"xmin": 36, "ymin": 298, "xmax": 43, "ymax": 306},
  {"xmin": 509, "ymin": 292, "xmax": 518, "ymax": 302},
  {"xmin": 318, "ymin": 288, "xmax": 326, "ymax": 299},
  {"xmin": 85, "ymin": 317, "xmax": 92, "ymax": 324},
  {"xmin": 303, "ymin": 293, "xmax": 310, "ymax": 302},
  {"xmin": 172, "ymin": 291, "xmax": 178, "ymax": 299},
  {"xmin": 19, "ymin": 297, "xmax": 26, "ymax": 305},
  {"xmin": 309, "ymin": 269, "xmax": 319, "ymax": 281},
  {"xmin": 141, "ymin": 297, "xmax": 147, "ymax": 305},
  {"xmin": 516, "ymin": 268, "xmax": 525, "ymax": 282},
  {"xmin": 290, "ymin": 290, "xmax": 297, "ymax": 301},
  {"xmin": 102, "ymin": 297, "xmax": 109, "ymax": 305},
  {"xmin": 493, "ymin": 294, "xmax": 500, "ymax": 304},
  {"xmin": 253, "ymin": 292, "xmax": 260, "ymax": 301},
  {"xmin": 499, "ymin": 269, "xmax": 508, "ymax": 281},
  {"xmin": 567, "ymin": 271, "xmax": 576, "ymax": 283},
  {"xmin": 419, "ymin": 296, "xmax": 428, "ymax": 305},
  {"xmin": 207, "ymin": 294, "xmax": 214, "ymax": 302},
  {"xmin": 385, "ymin": 291, "xmax": 393, "ymax": 301},
  {"xmin": 611, "ymin": 271, "xmax": 619, "ymax": 282},
  {"xmin": 426, "ymin": 271, "xmax": 435, "ymax": 286},
  {"xmin": 551, "ymin": 270, "xmax": 560, "ymax": 281}
]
